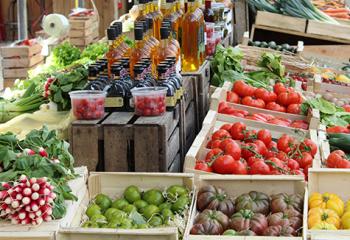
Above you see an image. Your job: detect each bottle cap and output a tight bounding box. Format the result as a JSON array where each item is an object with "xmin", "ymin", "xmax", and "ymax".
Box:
[
  {"xmin": 134, "ymin": 27, "xmax": 143, "ymax": 40},
  {"xmin": 160, "ymin": 27, "xmax": 170, "ymax": 39},
  {"xmin": 157, "ymin": 65, "xmax": 167, "ymax": 74},
  {"xmin": 133, "ymin": 65, "xmax": 145, "ymax": 74},
  {"xmin": 112, "ymin": 66, "xmax": 122, "ymax": 76},
  {"xmin": 107, "ymin": 27, "xmax": 116, "ymax": 40},
  {"xmin": 147, "ymin": 18, "xmax": 153, "ymax": 30}
]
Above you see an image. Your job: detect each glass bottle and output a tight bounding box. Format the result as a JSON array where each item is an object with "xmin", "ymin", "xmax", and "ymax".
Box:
[
  {"xmin": 157, "ymin": 64, "xmax": 177, "ymax": 108},
  {"xmin": 151, "ymin": 0, "xmax": 163, "ymax": 40},
  {"xmin": 155, "ymin": 27, "xmax": 178, "ymax": 68},
  {"xmin": 105, "ymin": 65, "xmax": 126, "ymax": 112},
  {"xmin": 203, "ymin": 0, "xmax": 214, "ymax": 22},
  {"xmin": 162, "ymin": 0, "xmax": 180, "ymax": 41},
  {"xmin": 130, "ymin": 27, "xmax": 150, "ymax": 78}
]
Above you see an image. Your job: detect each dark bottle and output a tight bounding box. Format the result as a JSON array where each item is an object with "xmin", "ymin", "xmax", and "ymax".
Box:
[
  {"xmin": 203, "ymin": 0, "xmax": 214, "ymax": 22},
  {"xmin": 157, "ymin": 64, "xmax": 177, "ymax": 108},
  {"xmin": 105, "ymin": 65, "xmax": 126, "ymax": 112}
]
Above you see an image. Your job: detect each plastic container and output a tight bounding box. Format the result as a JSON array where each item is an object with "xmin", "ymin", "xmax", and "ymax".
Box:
[
  {"xmin": 69, "ymin": 90, "xmax": 106, "ymax": 120},
  {"xmin": 214, "ymin": 31, "xmax": 222, "ymax": 46},
  {"xmin": 206, "ymin": 37, "xmax": 216, "ymax": 56},
  {"xmin": 131, "ymin": 87, "xmax": 167, "ymax": 116},
  {"xmin": 205, "ymin": 22, "xmax": 215, "ymax": 39}
]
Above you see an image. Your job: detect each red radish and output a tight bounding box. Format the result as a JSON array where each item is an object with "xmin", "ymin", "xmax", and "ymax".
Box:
[
  {"xmin": 1, "ymin": 182, "xmax": 11, "ymax": 189},
  {"xmin": 0, "ymin": 190, "xmax": 8, "ymax": 199},
  {"xmin": 32, "ymin": 183, "xmax": 40, "ymax": 192},
  {"xmin": 39, "ymin": 188, "xmax": 50, "ymax": 195},
  {"xmin": 30, "ymin": 202, "xmax": 39, "ymax": 211},
  {"xmin": 29, "ymin": 213, "xmax": 35, "ymax": 219},
  {"xmin": 23, "ymin": 149, "xmax": 35, "ymax": 156},
  {"xmin": 4, "ymin": 197, "xmax": 12, "ymax": 205},
  {"xmin": 35, "ymin": 210, "xmax": 42, "ymax": 217},
  {"xmin": 18, "ymin": 212, "xmax": 26, "ymax": 220},
  {"xmin": 22, "ymin": 197, "xmax": 30, "ymax": 205},
  {"xmin": 38, "ymin": 148, "xmax": 48, "ymax": 157},
  {"xmin": 11, "ymin": 200, "xmax": 20, "ymax": 209},
  {"xmin": 23, "ymin": 188, "xmax": 32, "ymax": 196},
  {"xmin": 16, "ymin": 194, "xmax": 23, "ymax": 200},
  {"xmin": 38, "ymin": 198, "xmax": 45, "ymax": 206},
  {"xmin": 21, "ymin": 218, "xmax": 30, "ymax": 225},
  {"xmin": 29, "ymin": 178, "xmax": 37, "ymax": 185}
]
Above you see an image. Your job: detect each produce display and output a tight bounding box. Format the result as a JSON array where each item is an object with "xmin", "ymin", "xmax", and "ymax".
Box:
[
  {"xmin": 311, "ymin": 67, "xmax": 350, "ymax": 86},
  {"xmin": 70, "ymin": 90, "xmax": 106, "ymax": 120},
  {"xmin": 81, "ymin": 185, "xmax": 191, "ymax": 234},
  {"xmin": 248, "ymin": 41, "xmax": 298, "ymax": 54},
  {"xmin": 0, "ymin": 126, "xmax": 77, "ymax": 225},
  {"xmin": 312, "ymin": 0, "xmax": 350, "ymax": 20},
  {"xmin": 308, "ymin": 192, "xmax": 350, "ymax": 230},
  {"xmin": 325, "ymin": 150, "xmax": 350, "ymax": 168},
  {"xmin": 191, "ymin": 185, "xmax": 304, "ymax": 236},
  {"xmin": 195, "ymin": 122, "xmax": 317, "ymax": 179},
  {"xmin": 218, "ymin": 102, "xmax": 309, "ymax": 129},
  {"xmin": 248, "ymin": 0, "xmax": 339, "ymax": 24}
]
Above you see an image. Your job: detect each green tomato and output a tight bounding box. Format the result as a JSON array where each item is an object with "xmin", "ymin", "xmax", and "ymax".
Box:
[
  {"xmin": 111, "ymin": 198, "xmax": 129, "ymax": 210},
  {"xmin": 223, "ymin": 229, "xmax": 237, "ymax": 236},
  {"xmin": 123, "ymin": 204, "xmax": 137, "ymax": 214},
  {"xmin": 161, "ymin": 208, "xmax": 174, "ymax": 223},
  {"xmin": 86, "ymin": 204, "xmax": 101, "ymax": 219},
  {"xmin": 158, "ymin": 202, "xmax": 172, "ymax": 211},
  {"xmin": 124, "ymin": 186, "xmax": 142, "ymax": 203},
  {"xmin": 133, "ymin": 199, "xmax": 148, "ymax": 211},
  {"xmin": 142, "ymin": 204, "xmax": 160, "ymax": 220},
  {"xmin": 104, "ymin": 208, "xmax": 125, "ymax": 222},
  {"xmin": 82, "ymin": 220, "xmax": 100, "ymax": 228},
  {"xmin": 90, "ymin": 214, "xmax": 107, "ymax": 227},
  {"xmin": 166, "ymin": 185, "xmax": 188, "ymax": 201},
  {"xmin": 171, "ymin": 195, "xmax": 189, "ymax": 213},
  {"xmin": 137, "ymin": 223, "xmax": 149, "ymax": 229},
  {"xmin": 94, "ymin": 194, "xmax": 112, "ymax": 212},
  {"xmin": 119, "ymin": 218, "xmax": 133, "ymax": 229},
  {"xmin": 148, "ymin": 216, "xmax": 163, "ymax": 227},
  {"xmin": 143, "ymin": 189, "xmax": 164, "ymax": 206}
]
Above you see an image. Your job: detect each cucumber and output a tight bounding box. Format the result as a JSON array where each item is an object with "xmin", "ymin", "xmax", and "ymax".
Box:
[
  {"xmin": 260, "ymin": 41, "xmax": 268, "ymax": 48},
  {"xmin": 328, "ymin": 133, "xmax": 350, "ymax": 153},
  {"xmin": 253, "ymin": 41, "xmax": 261, "ymax": 47},
  {"xmin": 268, "ymin": 41, "xmax": 277, "ymax": 49},
  {"xmin": 281, "ymin": 43, "xmax": 290, "ymax": 50}
]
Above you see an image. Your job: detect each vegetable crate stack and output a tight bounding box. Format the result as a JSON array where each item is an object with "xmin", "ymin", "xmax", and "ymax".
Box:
[
  {"xmin": 307, "ymin": 169, "xmax": 350, "ymax": 238},
  {"xmin": 185, "ymin": 175, "xmax": 307, "ymax": 238},
  {"xmin": 0, "ymin": 40, "xmax": 44, "ymax": 88},
  {"xmin": 68, "ymin": 13, "xmax": 99, "ymax": 49},
  {"xmin": 57, "ymin": 172, "xmax": 195, "ymax": 240},
  {"xmin": 184, "ymin": 110, "xmax": 320, "ymax": 178}
]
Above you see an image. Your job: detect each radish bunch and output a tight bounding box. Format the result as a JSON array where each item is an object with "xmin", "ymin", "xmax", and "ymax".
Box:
[
  {"xmin": 0, "ymin": 175, "xmax": 56, "ymax": 225},
  {"xmin": 43, "ymin": 77, "xmax": 55, "ymax": 98}
]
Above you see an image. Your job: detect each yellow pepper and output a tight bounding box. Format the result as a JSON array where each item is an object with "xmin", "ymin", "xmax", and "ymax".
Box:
[
  {"xmin": 308, "ymin": 207, "xmax": 340, "ymax": 229},
  {"xmin": 342, "ymin": 211, "xmax": 350, "ymax": 229},
  {"xmin": 336, "ymin": 74, "xmax": 350, "ymax": 84},
  {"xmin": 345, "ymin": 200, "xmax": 350, "ymax": 213},
  {"xmin": 311, "ymin": 222, "xmax": 337, "ymax": 230},
  {"xmin": 309, "ymin": 193, "xmax": 344, "ymax": 217}
]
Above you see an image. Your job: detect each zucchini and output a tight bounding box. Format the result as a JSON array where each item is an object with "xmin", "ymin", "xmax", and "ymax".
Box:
[
  {"xmin": 268, "ymin": 41, "xmax": 277, "ymax": 49},
  {"xmin": 328, "ymin": 133, "xmax": 350, "ymax": 153},
  {"xmin": 253, "ymin": 41, "xmax": 261, "ymax": 47},
  {"xmin": 260, "ymin": 41, "xmax": 268, "ymax": 48}
]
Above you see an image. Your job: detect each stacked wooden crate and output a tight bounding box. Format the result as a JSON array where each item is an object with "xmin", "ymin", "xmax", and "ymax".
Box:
[
  {"xmin": 68, "ymin": 14, "xmax": 99, "ymax": 49},
  {"xmin": 0, "ymin": 41, "xmax": 43, "ymax": 88}
]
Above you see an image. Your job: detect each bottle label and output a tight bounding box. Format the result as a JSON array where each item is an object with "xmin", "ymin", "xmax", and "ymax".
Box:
[
  {"xmin": 197, "ymin": 24, "xmax": 205, "ymax": 58},
  {"xmin": 105, "ymin": 97, "xmax": 124, "ymax": 107},
  {"xmin": 166, "ymin": 96, "xmax": 177, "ymax": 107}
]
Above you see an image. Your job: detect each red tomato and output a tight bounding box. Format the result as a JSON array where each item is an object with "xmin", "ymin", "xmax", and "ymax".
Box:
[
  {"xmin": 335, "ymin": 158, "xmax": 350, "ymax": 168},
  {"xmin": 290, "ymin": 120, "xmax": 309, "ymax": 130},
  {"xmin": 267, "ymin": 118, "xmax": 290, "ymax": 127},
  {"xmin": 218, "ymin": 101, "xmax": 228, "ymax": 113},
  {"xmin": 257, "ymin": 129, "xmax": 272, "ymax": 146},
  {"xmin": 287, "ymin": 158, "xmax": 300, "ymax": 170},
  {"xmin": 254, "ymin": 88, "xmax": 277, "ymax": 103},
  {"xmin": 244, "ymin": 116, "xmax": 266, "ymax": 122},
  {"xmin": 266, "ymin": 102, "xmax": 286, "ymax": 112},
  {"xmin": 212, "ymin": 129, "xmax": 231, "ymax": 141},
  {"xmin": 231, "ymin": 159, "xmax": 248, "ymax": 175},
  {"xmin": 276, "ymin": 151, "xmax": 288, "ymax": 162},
  {"xmin": 226, "ymin": 91, "xmax": 240, "ymax": 104},
  {"xmin": 287, "ymin": 104, "xmax": 301, "ymax": 114},
  {"xmin": 252, "ymin": 139, "xmax": 268, "ymax": 156},
  {"xmin": 242, "ymin": 96, "xmax": 266, "ymax": 109},
  {"xmin": 233, "ymin": 80, "xmax": 256, "ymax": 97},
  {"xmin": 205, "ymin": 148, "xmax": 224, "ymax": 163},
  {"xmin": 219, "ymin": 138, "xmax": 236, "ymax": 151},
  {"xmin": 212, "ymin": 155, "xmax": 236, "ymax": 174},
  {"xmin": 266, "ymin": 157, "xmax": 286, "ymax": 174},
  {"xmin": 241, "ymin": 143, "xmax": 259, "ymax": 160},
  {"xmin": 326, "ymin": 150, "xmax": 347, "ymax": 168},
  {"xmin": 267, "ymin": 141, "xmax": 278, "ymax": 152},
  {"xmin": 303, "ymin": 163, "xmax": 312, "ymax": 180},
  {"xmin": 220, "ymin": 124, "xmax": 233, "ymax": 132},
  {"xmin": 273, "ymin": 83, "xmax": 287, "ymax": 95},
  {"xmin": 249, "ymin": 160, "xmax": 270, "ymax": 175},
  {"xmin": 224, "ymin": 140, "xmax": 241, "ymax": 160},
  {"xmin": 195, "ymin": 162, "xmax": 213, "ymax": 172},
  {"xmin": 299, "ymin": 138, "xmax": 318, "ymax": 157},
  {"xmin": 244, "ymin": 129, "xmax": 257, "ymax": 142},
  {"xmin": 327, "ymin": 126, "xmax": 350, "ymax": 134},
  {"xmin": 230, "ymin": 122, "xmax": 247, "ymax": 140},
  {"xmin": 296, "ymin": 152, "xmax": 313, "ymax": 168},
  {"xmin": 277, "ymin": 92, "xmax": 302, "ymax": 107},
  {"xmin": 212, "ymin": 137, "xmax": 224, "ymax": 147},
  {"xmin": 251, "ymin": 114, "xmax": 268, "ymax": 122},
  {"xmin": 247, "ymin": 156, "xmax": 264, "ymax": 166},
  {"xmin": 344, "ymin": 105, "xmax": 350, "ymax": 112},
  {"xmin": 277, "ymin": 134, "xmax": 296, "ymax": 153}
]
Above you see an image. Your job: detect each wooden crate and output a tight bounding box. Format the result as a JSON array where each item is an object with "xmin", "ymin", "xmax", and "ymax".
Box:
[
  {"xmin": 103, "ymin": 104, "xmax": 182, "ymax": 172},
  {"xmin": 184, "ymin": 110, "xmax": 320, "ymax": 174},
  {"xmin": 307, "ymin": 20, "xmax": 350, "ymax": 42},
  {"xmin": 255, "ymin": 11, "xmax": 307, "ymax": 33},
  {"xmin": 0, "ymin": 42, "xmax": 42, "ymax": 58},
  {"xmin": 57, "ymin": 172, "xmax": 195, "ymax": 240},
  {"xmin": 307, "ymin": 74, "xmax": 350, "ymax": 99},
  {"xmin": 185, "ymin": 175, "xmax": 308, "ymax": 240},
  {"xmin": 210, "ymin": 81, "xmax": 320, "ymax": 131},
  {"xmin": 301, "ymin": 45, "xmax": 350, "ymax": 64},
  {"xmin": 69, "ymin": 14, "xmax": 99, "ymax": 47},
  {"xmin": 0, "ymin": 167, "xmax": 88, "ymax": 240},
  {"xmin": 182, "ymin": 60, "xmax": 211, "ymax": 131},
  {"xmin": 308, "ymin": 169, "xmax": 350, "ymax": 238}
]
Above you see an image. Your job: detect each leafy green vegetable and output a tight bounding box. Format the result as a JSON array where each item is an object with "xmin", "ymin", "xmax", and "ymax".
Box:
[
  {"xmin": 81, "ymin": 42, "xmax": 108, "ymax": 61},
  {"xmin": 0, "ymin": 126, "xmax": 77, "ymax": 218},
  {"xmin": 211, "ymin": 44, "xmax": 244, "ymax": 87},
  {"xmin": 258, "ymin": 52, "xmax": 286, "ymax": 80},
  {"xmin": 52, "ymin": 42, "xmax": 81, "ymax": 67}
]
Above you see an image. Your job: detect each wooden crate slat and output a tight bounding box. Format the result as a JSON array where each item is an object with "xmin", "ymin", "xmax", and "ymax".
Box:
[
  {"xmin": 165, "ymin": 127, "xmax": 180, "ymax": 169},
  {"xmin": 2, "ymin": 60, "xmax": 43, "ymax": 78},
  {"xmin": 255, "ymin": 11, "xmax": 307, "ymax": 33},
  {"xmin": 307, "ymin": 20, "xmax": 350, "ymax": 42},
  {"xmin": 2, "ymin": 53, "xmax": 44, "ymax": 68},
  {"xmin": 0, "ymin": 43, "xmax": 42, "ymax": 58},
  {"xmin": 69, "ymin": 22, "xmax": 99, "ymax": 38}
]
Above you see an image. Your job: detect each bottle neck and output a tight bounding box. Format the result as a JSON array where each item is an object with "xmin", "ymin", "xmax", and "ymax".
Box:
[
  {"xmin": 161, "ymin": 38, "xmax": 169, "ymax": 47},
  {"xmin": 135, "ymin": 40, "xmax": 144, "ymax": 49},
  {"xmin": 113, "ymin": 76, "xmax": 120, "ymax": 81},
  {"xmin": 187, "ymin": 2, "xmax": 196, "ymax": 13},
  {"xmin": 205, "ymin": 0, "xmax": 211, "ymax": 9}
]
